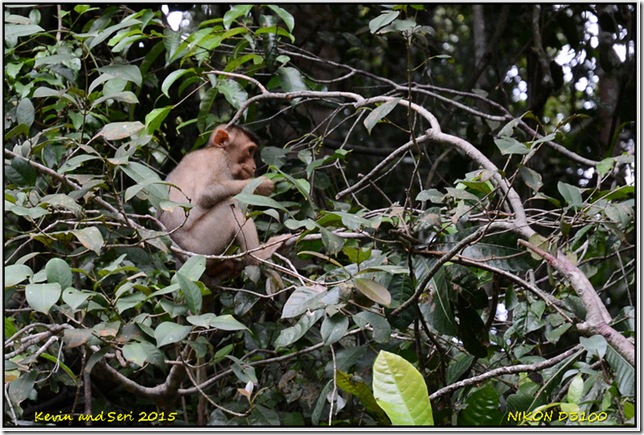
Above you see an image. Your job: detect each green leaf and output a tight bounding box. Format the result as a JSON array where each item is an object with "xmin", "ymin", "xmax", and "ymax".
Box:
[
  {"xmin": 446, "ymin": 353, "xmax": 475, "ymax": 384},
  {"xmin": 519, "ymin": 165, "xmax": 543, "ymax": 193},
  {"xmin": 154, "ymin": 321, "xmax": 192, "ymax": 347},
  {"xmin": 62, "ymin": 288, "xmax": 92, "ymax": 310},
  {"xmin": 557, "ymin": 181, "xmax": 584, "ymax": 207},
  {"xmin": 16, "ymin": 98, "xmax": 35, "ymax": 128},
  {"xmin": 318, "ymin": 226, "xmax": 345, "ymax": 255},
  {"xmin": 579, "ymin": 334, "xmax": 607, "ymax": 360},
  {"xmin": 34, "ymin": 53, "xmax": 79, "ymax": 68},
  {"xmin": 566, "ymin": 373, "xmax": 584, "ymax": 404},
  {"xmin": 277, "ymin": 66, "xmax": 308, "ymax": 93},
  {"xmin": 234, "ymin": 192, "xmax": 288, "ymax": 212},
  {"xmin": 122, "ymin": 342, "xmax": 148, "ymax": 367},
  {"xmin": 92, "ymin": 91, "xmax": 139, "ymax": 108},
  {"xmin": 369, "ymin": 11, "xmax": 400, "ymax": 34},
  {"xmin": 7, "ymin": 204, "xmax": 49, "ymax": 219},
  {"xmin": 266, "ymin": 5, "xmax": 295, "ymax": 32},
  {"xmin": 161, "ymin": 68, "xmax": 194, "ymax": 97},
  {"xmin": 58, "ymin": 154, "xmax": 100, "ymax": 174},
  {"xmin": 120, "ymin": 161, "xmax": 167, "ymax": 206},
  {"xmin": 7, "ymin": 371, "xmax": 39, "ymax": 407},
  {"xmin": 115, "ymin": 293, "xmax": 147, "ymax": 314},
  {"xmin": 426, "ymin": 266, "xmax": 458, "ymax": 335},
  {"xmin": 97, "ymin": 121, "xmax": 144, "ymax": 141},
  {"xmin": 45, "ymin": 258, "xmax": 73, "ymax": 289},
  {"xmin": 354, "ymin": 278, "xmax": 391, "ymax": 307},
  {"xmin": 457, "ymin": 385, "xmax": 503, "ymax": 425},
  {"xmin": 187, "ymin": 313, "xmax": 249, "ymax": 331},
  {"xmin": 596, "ymin": 157, "xmax": 615, "ymax": 178},
  {"xmin": 71, "ymin": 227, "xmax": 104, "ymax": 255},
  {"xmin": 98, "ymin": 64, "xmax": 142, "ymax": 87},
  {"xmin": 4, "ymin": 23, "xmax": 45, "ymax": 39},
  {"xmin": 364, "ymin": 98, "xmax": 400, "ymax": 134},
  {"xmin": 274, "ymin": 309, "xmax": 324, "ymax": 349},
  {"xmin": 494, "ymin": 136, "xmax": 530, "ymax": 155},
  {"xmin": 25, "ymin": 283, "xmax": 61, "ymax": 314},
  {"xmin": 176, "ymin": 273, "xmax": 202, "ymax": 314},
  {"xmin": 218, "ymin": 78, "xmax": 248, "ymax": 109},
  {"xmin": 145, "ymin": 106, "xmax": 172, "ymax": 135},
  {"xmin": 223, "ymin": 4, "xmax": 253, "ymax": 30},
  {"xmin": 89, "ymin": 19, "xmax": 141, "ymax": 49},
  {"xmin": 372, "ymin": 350, "xmax": 434, "ymax": 426},
  {"xmin": 353, "ymin": 311, "xmax": 391, "ymax": 343},
  {"xmin": 605, "ymin": 345, "xmax": 634, "ymax": 397},
  {"xmin": 4, "ymin": 264, "xmax": 33, "ymax": 287},
  {"xmin": 336, "ymin": 370, "xmax": 390, "ymax": 425},
  {"xmin": 320, "ymin": 313, "xmax": 349, "ymax": 345},
  {"xmin": 176, "ymin": 255, "xmax": 207, "ymax": 281},
  {"xmin": 255, "ymin": 26, "xmax": 295, "ymax": 43},
  {"xmin": 282, "ymin": 286, "xmax": 330, "ymax": 319}
]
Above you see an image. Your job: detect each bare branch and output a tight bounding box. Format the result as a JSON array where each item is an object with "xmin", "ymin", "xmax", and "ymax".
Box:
[{"xmin": 430, "ymin": 345, "xmax": 584, "ymax": 400}]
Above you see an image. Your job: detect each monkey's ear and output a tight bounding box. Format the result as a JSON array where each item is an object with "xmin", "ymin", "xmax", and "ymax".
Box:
[{"xmin": 209, "ymin": 128, "xmax": 229, "ymax": 148}]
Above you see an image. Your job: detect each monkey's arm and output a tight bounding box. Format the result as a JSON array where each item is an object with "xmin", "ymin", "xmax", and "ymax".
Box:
[{"xmin": 198, "ymin": 178, "xmax": 273, "ymax": 209}]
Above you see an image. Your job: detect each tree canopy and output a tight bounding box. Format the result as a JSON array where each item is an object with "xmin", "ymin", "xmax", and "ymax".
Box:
[{"xmin": 3, "ymin": 4, "xmax": 636, "ymax": 428}]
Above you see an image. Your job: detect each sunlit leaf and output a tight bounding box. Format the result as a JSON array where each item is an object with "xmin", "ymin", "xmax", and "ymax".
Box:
[{"xmin": 372, "ymin": 350, "xmax": 433, "ymax": 426}]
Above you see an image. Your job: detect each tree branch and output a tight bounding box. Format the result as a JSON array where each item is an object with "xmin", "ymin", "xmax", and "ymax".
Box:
[
  {"xmin": 429, "ymin": 345, "xmax": 584, "ymax": 400},
  {"xmin": 518, "ymin": 239, "xmax": 633, "ymax": 366}
]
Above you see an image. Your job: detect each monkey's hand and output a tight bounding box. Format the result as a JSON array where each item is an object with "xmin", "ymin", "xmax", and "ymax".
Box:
[{"xmin": 255, "ymin": 177, "xmax": 275, "ymax": 196}]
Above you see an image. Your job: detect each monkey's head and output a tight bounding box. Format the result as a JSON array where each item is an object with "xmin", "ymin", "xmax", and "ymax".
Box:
[{"xmin": 208, "ymin": 125, "xmax": 259, "ymax": 180}]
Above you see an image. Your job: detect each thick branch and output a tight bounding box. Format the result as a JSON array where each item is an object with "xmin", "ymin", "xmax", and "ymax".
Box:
[
  {"xmin": 96, "ymin": 357, "xmax": 186, "ymax": 403},
  {"xmin": 518, "ymin": 240, "xmax": 634, "ymax": 366}
]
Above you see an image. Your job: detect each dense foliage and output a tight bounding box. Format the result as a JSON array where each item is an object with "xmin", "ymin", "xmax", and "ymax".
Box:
[{"xmin": 4, "ymin": 4, "xmax": 636, "ymax": 427}]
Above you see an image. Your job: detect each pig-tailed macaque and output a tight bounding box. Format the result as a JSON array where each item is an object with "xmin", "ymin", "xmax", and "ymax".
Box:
[{"xmin": 160, "ymin": 125, "xmax": 284, "ymax": 284}]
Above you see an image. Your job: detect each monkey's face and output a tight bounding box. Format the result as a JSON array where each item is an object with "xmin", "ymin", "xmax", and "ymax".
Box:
[{"xmin": 230, "ymin": 136, "xmax": 258, "ymax": 180}]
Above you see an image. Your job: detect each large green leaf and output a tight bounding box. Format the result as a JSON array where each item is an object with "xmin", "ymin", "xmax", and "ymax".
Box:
[
  {"xmin": 45, "ymin": 258, "xmax": 73, "ymax": 289},
  {"xmin": 25, "ymin": 283, "xmax": 61, "ymax": 314},
  {"xmin": 372, "ymin": 351, "xmax": 434, "ymax": 426}
]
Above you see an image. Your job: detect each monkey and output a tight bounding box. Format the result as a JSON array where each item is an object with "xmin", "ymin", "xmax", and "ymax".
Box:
[{"xmin": 159, "ymin": 124, "xmax": 284, "ymax": 283}]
